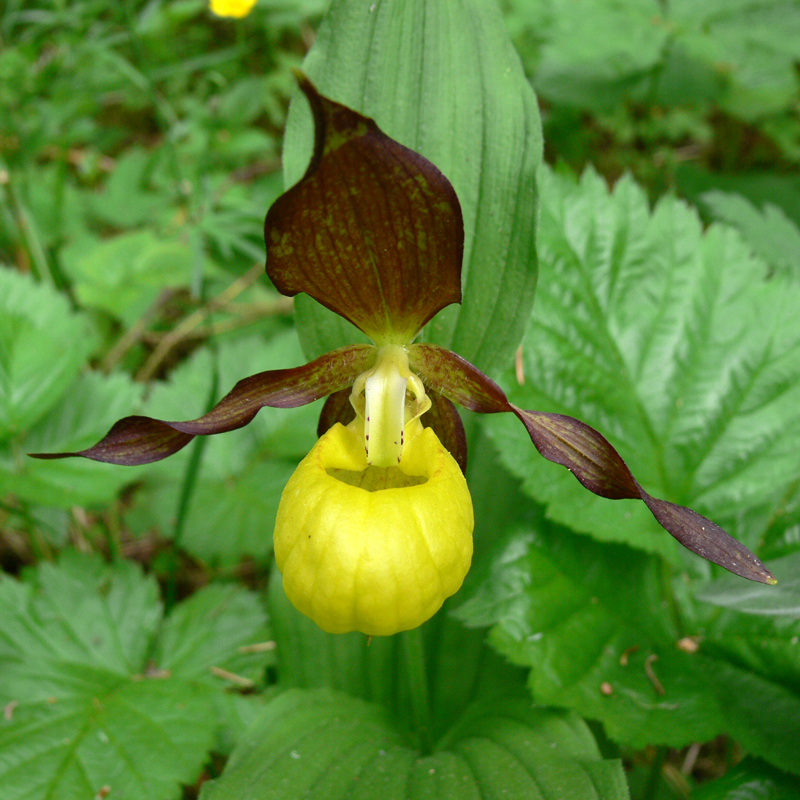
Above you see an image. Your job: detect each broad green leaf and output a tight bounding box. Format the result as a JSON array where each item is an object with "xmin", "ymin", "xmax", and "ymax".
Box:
[
  {"xmin": 199, "ymin": 689, "xmax": 628, "ymax": 800},
  {"xmin": 456, "ymin": 523, "xmax": 800, "ymax": 774},
  {"xmin": 153, "ymin": 583, "xmax": 272, "ymax": 685},
  {"xmin": 692, "ymin": 758, "xmax": 800, "ymax": 800},
  {"xmin": 0, "ymin": 268, "xmax": 97, "ymax": 438},
  {"xmin": 700, "ymin": 190, "xmax": 800, "ymax": 280},
  {"xmin": 697, "ymin": 553, "xmax": 800, "ymax": 617},
  {"xmin": 515, "ymin": 0, "xmax": 668, "ymax": 112},
  {"xmin": 269, "ymin": 560, "xmax": 528, "ymax": 741},
  {"xmin": 669, "ymin": 0, "xmax": 800, "ymax": 118},
  {"xmin": 0, "ymin": 553, "xmax": 270, "ymax": 800},
  {"xmin": 486, "ymin": 167, "xmax": 800, "ymax": 565},
  {"xmin": 510, "ymin": 0, "xmax": 800, "ymax": 118},
  {"xmin": 282, "ymin": 0, "xmax": 542, "ymax": 374},
  {"xmin": 59, "ymin": 230, "xmax": 198, "ymax": 326},
  {"xmin": 1, "ymin": 370, "xmax": 143, "ymax": 507}
]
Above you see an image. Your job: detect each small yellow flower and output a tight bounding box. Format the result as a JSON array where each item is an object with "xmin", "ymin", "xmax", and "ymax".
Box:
[
  {"xmin": 210, "ymin": 0, "xmax": 257, "ymax": 19},
  {"xmin": 274, "ymin": 417, "xmax": 473, "ymax": 636}
]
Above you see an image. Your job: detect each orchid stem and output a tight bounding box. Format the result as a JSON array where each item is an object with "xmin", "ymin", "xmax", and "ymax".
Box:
[{"xmin": 402, "ymin": 627, "xmax": 433, "ymax": 755}]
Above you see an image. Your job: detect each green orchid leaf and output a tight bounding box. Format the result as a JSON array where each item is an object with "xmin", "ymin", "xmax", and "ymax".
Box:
[
  {"xmin": 0, "ymin": 269, "xmax": 98, "ymax": 439},
  {"xmin": 199, "ymin": 689, "xmax": 627, "ymax": 800},
  {"xmin": 266, "ymin": 77, "xmax": 463, "ymax": 345},
  {"xmin": 282, "ymin": 0, "xmax": 542, "ymax": 373},
  {"xmin": 31, "ymin": 344, "xmax": 375, "ymax": 465},
  {"xmin": 486, "ymin": 166, "xmax": 800, "ymax": 567},
  {"xmin": 456, "ymin": 523, "xmax": 800, "ymax": 775},
  {"xmin": 410, "ymin": 343, "xmax": 773, "ymax": 583},
  {"xmin": 0, "ymin": 553, "xmax": 270, "ymax": 800}
]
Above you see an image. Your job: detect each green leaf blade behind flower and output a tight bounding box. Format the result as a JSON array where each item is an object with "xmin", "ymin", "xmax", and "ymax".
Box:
[{"xmin": 282, "ymin": 0, "xmax": 542, "ymax": 374}]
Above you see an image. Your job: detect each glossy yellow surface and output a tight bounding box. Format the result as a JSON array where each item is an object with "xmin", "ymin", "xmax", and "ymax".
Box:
[
  {"xmin": 274, "ymin": 419, "xmax": 473, "ymax": 635},
  {"xmin": 209, "ymin": 0, "xmax": 257, "ymax": 18}
]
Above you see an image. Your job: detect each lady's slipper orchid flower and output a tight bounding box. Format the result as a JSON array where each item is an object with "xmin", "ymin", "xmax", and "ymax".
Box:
[{"xmin": 34, "ymin": 78, "xmax": 775, "ymax": 636}]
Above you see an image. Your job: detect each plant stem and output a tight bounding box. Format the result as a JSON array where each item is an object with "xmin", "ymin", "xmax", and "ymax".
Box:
[
  {"xmin": 644, "ymin": 746, "xmax": 667, "ymax": 800},
  {"xmin": 402, "ymin": 627, "xmax": 433, "ymax": 755}
]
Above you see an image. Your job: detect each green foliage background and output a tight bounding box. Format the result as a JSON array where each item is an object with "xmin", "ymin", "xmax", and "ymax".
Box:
[{"xmin": 2, "ymin": 1, "xmax": 800, "ymax": 799}]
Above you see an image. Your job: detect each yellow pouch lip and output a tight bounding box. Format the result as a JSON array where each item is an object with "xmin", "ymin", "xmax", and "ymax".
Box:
[{"xmin": 274, "ymin": 420, "xmax": 474, "ymax": 636}]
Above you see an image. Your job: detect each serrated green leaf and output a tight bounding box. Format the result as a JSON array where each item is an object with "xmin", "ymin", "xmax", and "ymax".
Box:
[
  {"xmin": 199, "ymin": 689, "xmax": 628, "ymax": 800},
  {"xmin": 700, "ymin": 191, "xmax": 800, "ymax": 280},
  {"xmin": 697, "ymin": 553, "xmax": 800, "ymax": 617},
  {"xmin": 0, "ymin": 675, "xmax": 215, "ymax": 800},
  {"xmin": 282, "ymin": 0, "xmax": 542, "ymax": 374},
  {"xmin": 0, "ymin": 268, "xmax": 97, "ymax": 438},
  {"xmin": 1, "ymin": 370, "xmax": 143, "ymax": 507},
  {"xmin": 516, "ymin": 0, "xmax": 800, "ymax": 117},
  {"xmin": 677, "ymin": 166, "xmax": 800, "ymax": 230},
  {"xmin": 456, "ymin": 523, "xmax": 800, "ymax": 774},
  {"xmin": 154, "ymin": 583, "xmax": 271, "ymax": 685},
  {"xmin": 59, "ymin": 230, "xmax": 198, "ymax": 325},
  {"xmin": 669, "ymin": 0, "xmax": 800, "ymax": 118},
  {"xmin": 485, "ymin": 167, "xmax": 800, "ymax": 566},
  {"xmin": 522, "ymin": 0, "xmax": 668, "ymax": 112},
  {"xmin": 86, "ymin": 147, "xmax": 170, "ymax": 229},
  {"xmin": 0, "ymin": 553, "xmax": 270, "ymax": 800}
]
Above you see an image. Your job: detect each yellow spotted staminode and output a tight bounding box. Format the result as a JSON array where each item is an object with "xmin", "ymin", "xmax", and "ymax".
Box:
[
  {"xmin": 34, "ymin": 76, "xmax": 775, "ymax": 638},
  {"xmin": 209, "ymin": 0, "xmax": 257, "ymax": 19}
]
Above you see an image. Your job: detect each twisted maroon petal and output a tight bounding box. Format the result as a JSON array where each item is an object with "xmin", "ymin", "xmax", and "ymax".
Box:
[
  {"xmin": 409, "ymin": 343, "xmax": 776, "ymax": 585},
  {"xmin": 31, "ymin": 345, "xmax": 375, "ymax": 466}
]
